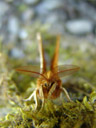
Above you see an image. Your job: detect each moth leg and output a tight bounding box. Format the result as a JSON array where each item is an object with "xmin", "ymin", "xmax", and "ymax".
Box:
[
  {"xmin": 41, "ymin": 96, "xmax": 45, "ymax": 108},
  {"xmin": 24, "ymin": 90, "xmax": 36, "ymax": 102},
  {"xmin": 34, "ymin": 89, "xmax": 39, "ymax": 109},
  {"xmin": 61, "ymin": 87, "xmax": 72, "ymax": 102},
  {"xmin": 39, "ymin": 86, "xmax": 45, "ymax": 108},
  {"xmin": 41, "ymin": 89, "xmax": 45, "ymax": 108}
]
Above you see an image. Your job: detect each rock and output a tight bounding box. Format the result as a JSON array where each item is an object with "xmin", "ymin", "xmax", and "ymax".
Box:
[
  {"xmin": 8, "ymin": 16, "xmax": 20, "ymax": 35},
  {"xmin": 19, "ymin": 29, "xmax": 28, "ymax": 39},
  {"xmin": 45, "ymin": 12, "xmax": 66, "ymax": 24},
  {"xmin": 10, "ymin": 48, "xmax": 25, "ymax": 58},
  {"xmin": 93, "ymin": 24, "xmax": 96, "ymax": 35},
  {"xmin": 21, "ymin": 8, "xmax": 35, "ymax": 22},
  {"xmin": 0, "ymin": 1, "xmax": 9, "ymax": 17},
  {"xmin": 36, "ymin": 0, "xmax": 63, "ymax": 15},
  {"xmin": 65, "ymin": 19, "xmax": 94, "ymax": 35},
  {"xmin": 77, "ymin": 2, "xmax": 96, "ymax": 21},
  {"xmin": 23, "ymin": 0, "xmax": 39, "ymax": 5},
  {"xmin": 5, "ymin": 0, "xmax": 13, "ymax": 2}
]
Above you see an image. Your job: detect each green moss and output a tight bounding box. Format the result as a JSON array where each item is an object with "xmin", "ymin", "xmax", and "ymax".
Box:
[{"xmin": 0, "ymin": 92, "xmax": 96, "ymax": 128}]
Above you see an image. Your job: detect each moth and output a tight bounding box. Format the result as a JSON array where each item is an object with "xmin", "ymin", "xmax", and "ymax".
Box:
[{"xmin": 16, "ymin": 33, "xmax": 79, "ymax": 109}]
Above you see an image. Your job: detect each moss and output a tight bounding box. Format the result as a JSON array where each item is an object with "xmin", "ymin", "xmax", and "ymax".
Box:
[{"xmin": 0, "ymin": 92, "xmax": 96, "ymax": 128}]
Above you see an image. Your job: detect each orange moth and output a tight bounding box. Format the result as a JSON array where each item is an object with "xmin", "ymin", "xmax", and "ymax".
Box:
[{"xmin": 16, "ymin": 33, "xmax": 79, "ymax": 109}]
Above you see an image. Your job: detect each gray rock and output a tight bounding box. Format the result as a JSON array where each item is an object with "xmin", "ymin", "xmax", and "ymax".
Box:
[
  {"xmin": 45, "ymin": 12, "xmax": 66, "ymax": 24},
  {"xmin": 10, "ymin": 48, "xmax": 25, "ymax": 58},
  {"xmin": 19, "ymin": 29, "xmax": 28, "ymax": 39},
  {"xmin": 77, "ymin": 2, "xmax": 96, "ymax": 21},
  {"xmin": 22, "ymin": 8, "xmax": 35, "ymax": 22},
  {"xmin": 65, "ymin": 19, "xmax": 94, "ymax": 35},
  {"xmin": 0, "ymin": 1, "xmax": 9, "ymax": 17},
  {"xmin": 5, "ymin": 0, "xmax": 13, "ymax": 2},
  {"xmin": 8, "ymin": 16, "xmax": 20, "ymax": 35},
  {"xmin": 36, "ymin": 0, "xmax": 63, "ymax": 15},
  {"xmin": 44, "ymin": 0, "xmax": 63, "ymax": 10},
  {"xmin": 23, "ymin": 0, "xmax": 39, "ymax": 5}
]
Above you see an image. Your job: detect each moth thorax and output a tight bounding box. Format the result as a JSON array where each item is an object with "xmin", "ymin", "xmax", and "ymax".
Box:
[{"xmin": 46, "ymin": 71, "xmax": 53, "ymax": 79}]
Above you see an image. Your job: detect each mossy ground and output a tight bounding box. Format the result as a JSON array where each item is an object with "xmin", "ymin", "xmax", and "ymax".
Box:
[
  {"xmin": 0, "ymin": 92, "xmax": 96, "ymax": 128},
  {"xmin": 0, "ymin": 34, "xmax": 96, "ymax": 128}
]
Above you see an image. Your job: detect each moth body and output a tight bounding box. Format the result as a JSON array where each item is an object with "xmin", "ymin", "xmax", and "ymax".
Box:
[{"xmin": 37, "ymin": 70, "xmax": 62, "ymax": 99}]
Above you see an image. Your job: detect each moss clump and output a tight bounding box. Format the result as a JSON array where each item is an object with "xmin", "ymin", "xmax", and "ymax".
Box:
[{"xmin": 0, "ymin": 92, "xmax": 96, "ymax": 128}]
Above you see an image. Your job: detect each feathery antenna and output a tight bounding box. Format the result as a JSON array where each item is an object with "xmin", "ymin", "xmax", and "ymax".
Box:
[
  {"xmin": 50, "ymin": 36, "xmax": 60, "ymax": 70},
  {"xmin": 37, "ymin": 33, "xmax": 46, "ymax": 73}
]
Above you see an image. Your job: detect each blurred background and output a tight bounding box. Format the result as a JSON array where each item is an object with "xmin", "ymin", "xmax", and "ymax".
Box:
[
  {"xmin": 0, "ymin": 0, "xmax": 96, "ymax": 118},
  {"xmin": 0, "ymin": 0, "xmax": 96, "ymax": 59}
]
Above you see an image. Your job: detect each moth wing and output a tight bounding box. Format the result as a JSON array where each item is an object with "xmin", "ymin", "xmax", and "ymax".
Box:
[
  {"xmin": 52, "ymin": 65, "xmax": 80, "ymax": 78},
  {"xmin": 15, "ymin": 65, "xmax": 43, "ymax": 78}
]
